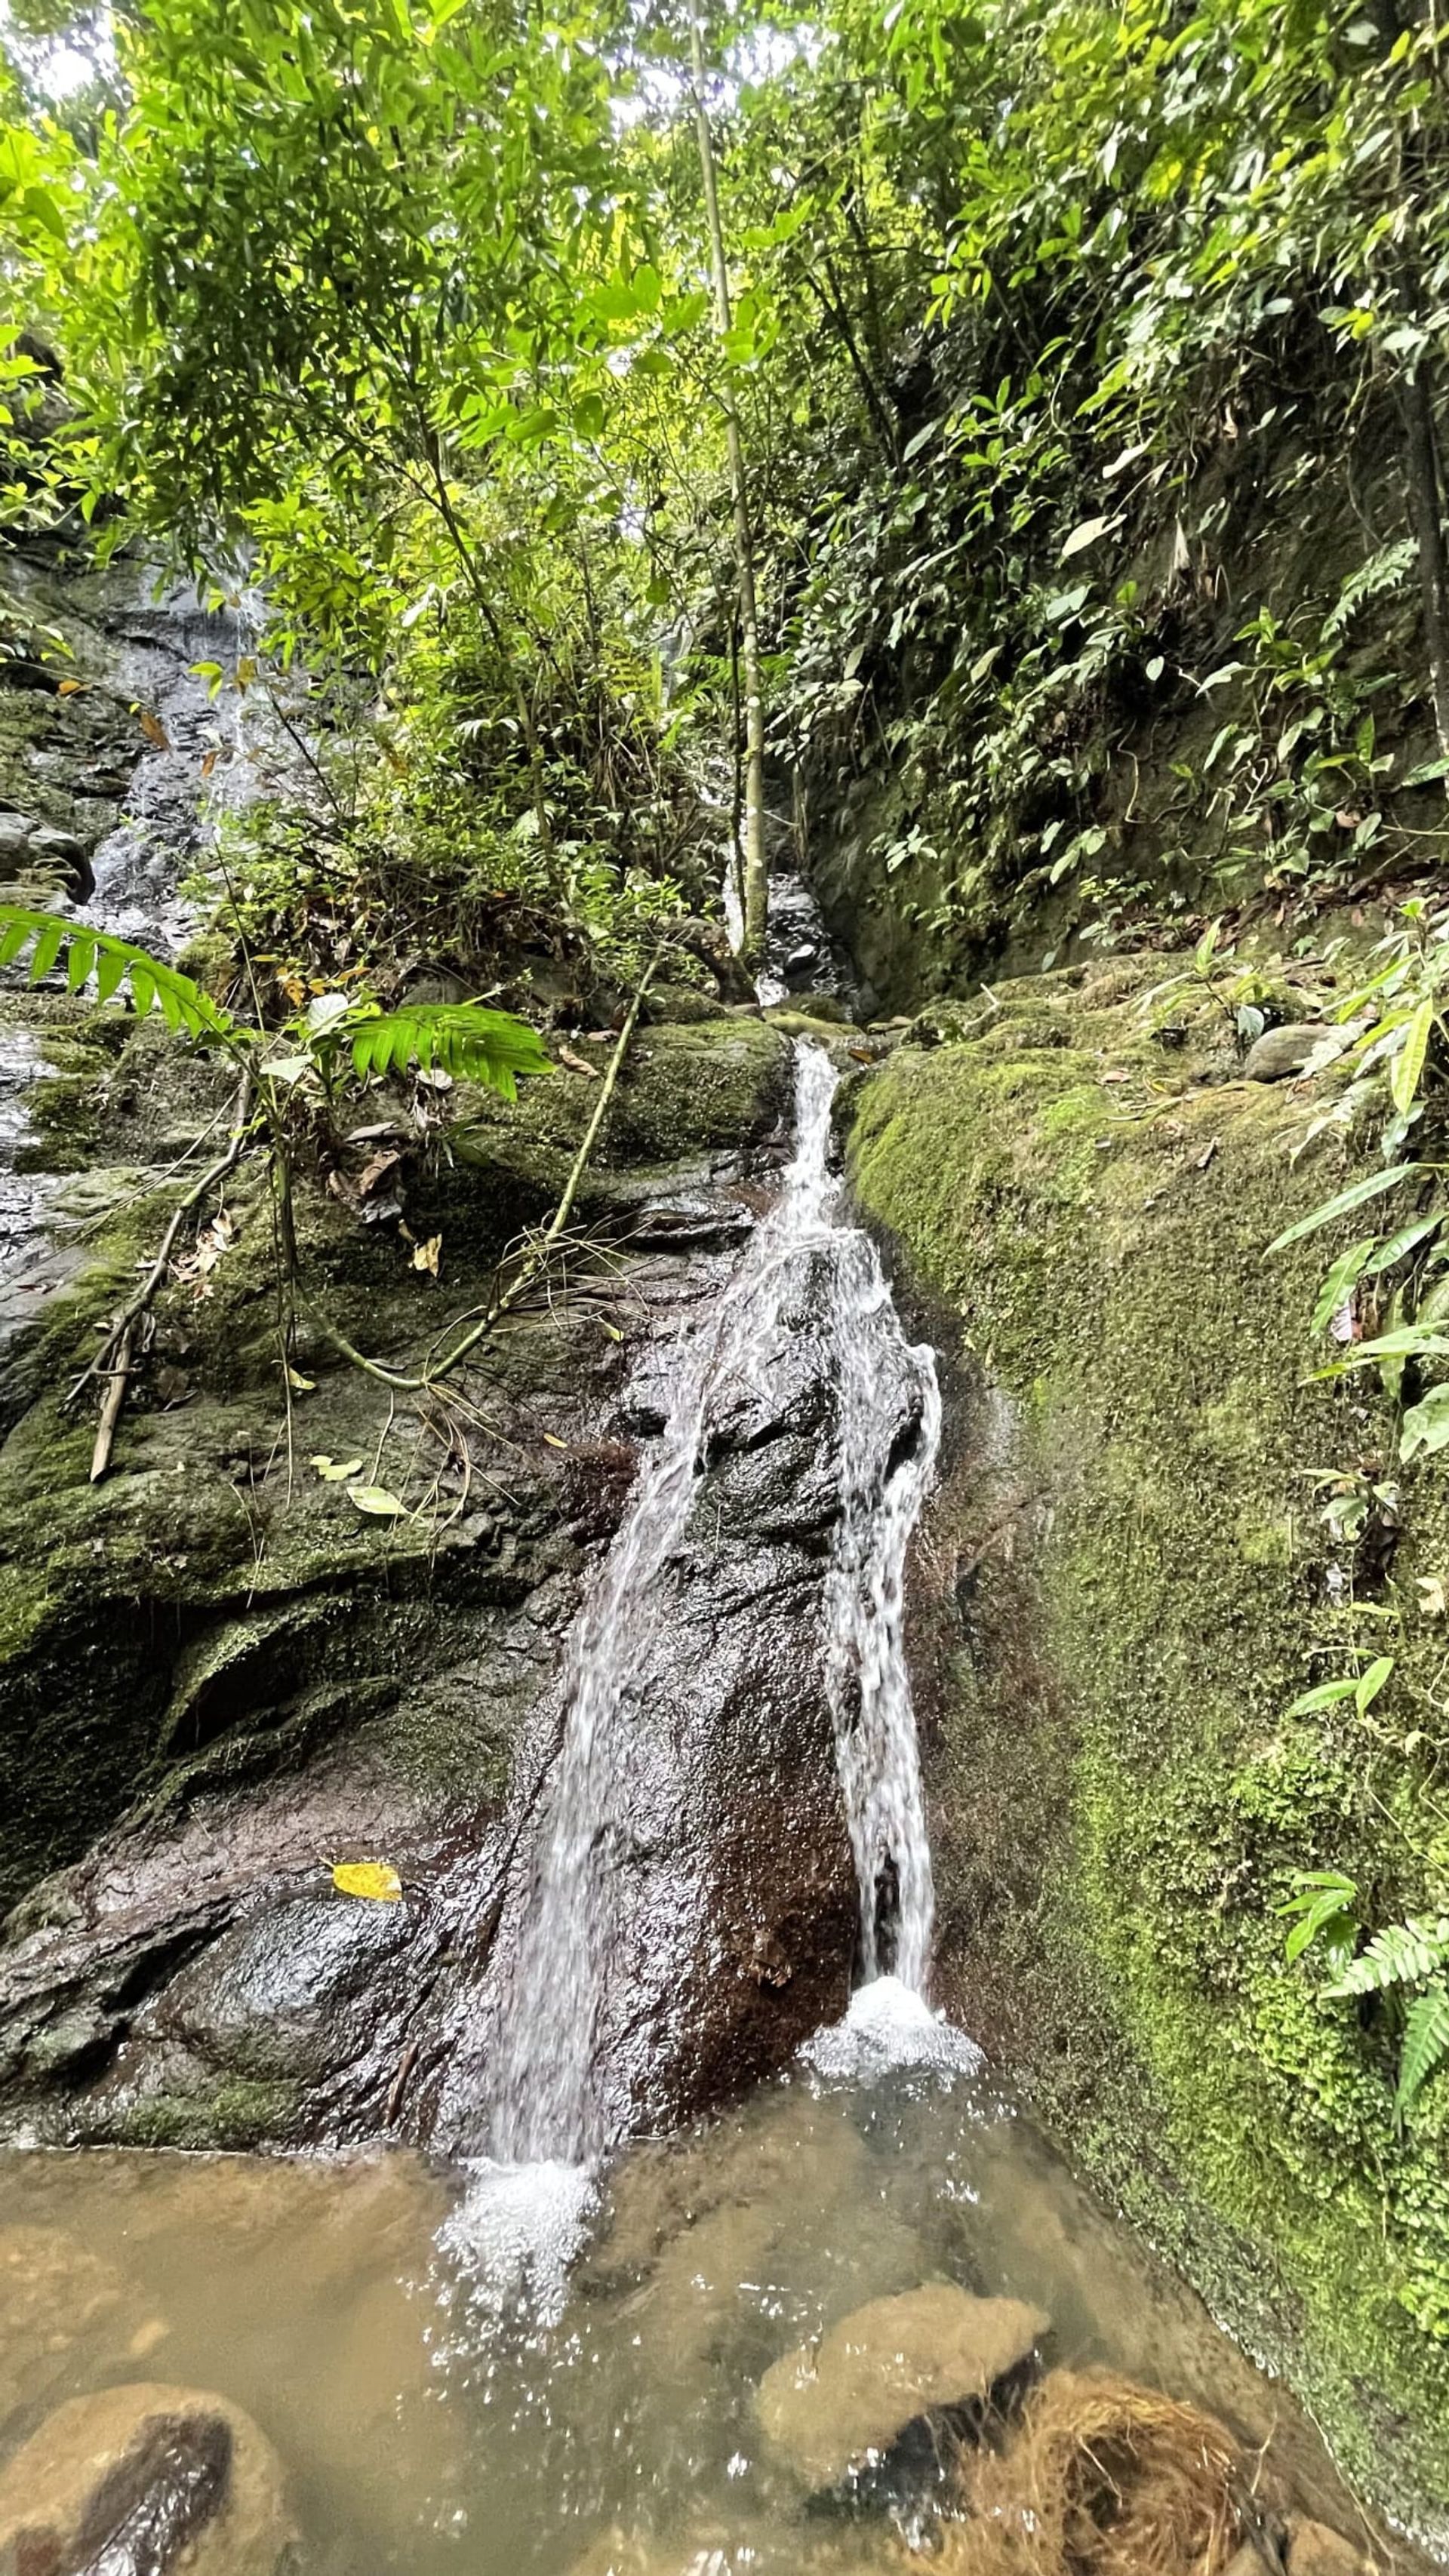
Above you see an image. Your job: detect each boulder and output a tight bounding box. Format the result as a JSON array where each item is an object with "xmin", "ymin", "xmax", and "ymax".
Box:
[
  {"xmin": 0, "ymin": 813, "xmax": 31, "ymax": 868},
  {"xmin": 26, "ymin": 822, "xmax": 94, "ymax": 898},
  {"xmin": 1242, "ymin": 1022, "xmax": 1324, "ymax": 1081},
  {"xmin": 754, "ymin": 2282, "xmax": 1050, "ymax": 2491},
  {"xmin": 1284, "ymin": 2518, "xmax": 1375, "ymax": 2576},
  {"xmin": 0, "ymin": 2381, "xmax": 297, "ymax": 2576}
]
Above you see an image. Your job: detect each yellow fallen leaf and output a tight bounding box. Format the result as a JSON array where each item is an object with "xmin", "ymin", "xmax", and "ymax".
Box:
[
  {"xmin": 412, "ymin": 1232, "xmax": 441, "ymax": 1277},
  {"xmin": 347, "ymin": 1483, "xmax": 406, "ymax": 1516},
  {"xmin": 56, "ymin": 677, "xmax": 83, "ymax": 697},
  {"xmin": 542, "ymin": 1432, "xmax": 568, "ymax": 1450},
  {"xmin": 311, "ymin": 1454, "xmax": 365, "ymax": 1482},
  {"xmin": 331, "ymin": 1859, "xmax": 402, "ymax": 1902},
  {"xmin": 286, "ymin": 1366, "xmax": 316, "ymax": 1392}
]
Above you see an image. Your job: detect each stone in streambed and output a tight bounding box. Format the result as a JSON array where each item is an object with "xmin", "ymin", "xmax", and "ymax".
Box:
[
  {"xmin": 1242, "ymin": 1023, "xmax": 1324, "ymax": 1081},
  {"xmin": 754, "ymin": 2282, "xmax": 1050, "ymax": 2491},
  {"xmin": 1284, "ymin": 2519, "xmax": 1378, "ymax": 2576},
  {"xmin": 0, "ymin": 2381, "xmax": 297, "ymax": 2576}
]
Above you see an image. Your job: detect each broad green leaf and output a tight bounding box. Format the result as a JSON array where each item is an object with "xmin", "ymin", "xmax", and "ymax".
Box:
[
  {"xmin": 1401, "ymin": 1384, "xmax": 1449, "ymax": 1462},
  {"xmin": 1391, "ymin": 995, "xmax": 1436, "ymax": 1116},
  {"xmin": 1268, "ymin": 1164, "xmax": 1429, "ymax": 1253},
  {"xmin": 346, "ymin": 1483, "xmax": 408, "ymax": 1516}
]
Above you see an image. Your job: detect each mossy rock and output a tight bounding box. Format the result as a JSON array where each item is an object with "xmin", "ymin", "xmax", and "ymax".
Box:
[
  {"xmin": 845, "ymin": 948, "xmax": 1449, "ymax": 2541},
  {"xmin": 0, "ymin": 1004, "xmax": 791, "ymax": 1918}
]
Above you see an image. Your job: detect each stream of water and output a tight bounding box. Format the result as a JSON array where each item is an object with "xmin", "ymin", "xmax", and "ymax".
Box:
[{"xmin": 485, "ymin": 1043, "xmax": 941, "ymax": 2178}]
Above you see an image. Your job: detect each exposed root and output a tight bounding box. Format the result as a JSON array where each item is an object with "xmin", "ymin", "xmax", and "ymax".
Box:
[{"xmin": 937, "ymin": 2369, "xmax": 1247, "ymax": 2576}]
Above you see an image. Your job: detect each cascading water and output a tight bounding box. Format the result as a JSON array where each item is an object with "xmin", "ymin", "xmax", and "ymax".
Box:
[
  {"xmin": 484, "ymin": 1044, "xmax": 940, "ymax": 2172},
  {"xmin": 441, "ymin": 1041, "xmax": 949, "ymax": 2316}
]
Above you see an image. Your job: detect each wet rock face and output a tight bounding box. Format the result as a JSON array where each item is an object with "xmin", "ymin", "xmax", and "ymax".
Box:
[
  {"xmin": 0, "ymin": 1016, "xmax": 878, "ymax": 2159},
  {"xmin": 0, "ymin": 2384, "xmax": 297, "ymax": 2576},
  {"xmin": 419, "ymin": 1237, "xmax": 866, "ymax": 2156}
]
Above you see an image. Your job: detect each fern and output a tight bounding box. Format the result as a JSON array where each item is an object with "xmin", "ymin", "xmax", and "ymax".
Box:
[
  {"xmin": 343, "ymin": 1001, "xmax": 553, "ymax": 1099},
  {"xmin": 1322, "ymin": 538, "xmax": 1418, "ymax": 641},
  {"xmin": 1327, "ymin": 1915, "xmax": 1449, "ymax": 1999},
  {"xmin": 0, "ymin": 903, "xmax": 235, "ymax": 1047},
  {"xmin": 1397, "ymin": 1983, "xmax": 1449, "ymax": 2118},
  {"xmin": 0, "ymin": 907, "xmax": 553, "ymax": 1102}
]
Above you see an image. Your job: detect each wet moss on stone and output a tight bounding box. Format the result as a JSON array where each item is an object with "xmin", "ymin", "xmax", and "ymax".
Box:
[{"xmin": 847, "ymin": 954, "xmax": 1449, "ymax": 2533}]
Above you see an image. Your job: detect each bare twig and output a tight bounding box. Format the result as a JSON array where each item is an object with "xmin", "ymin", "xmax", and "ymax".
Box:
[
  {"xmin": 66, "ymin": 1074, "xmax": 256, "ymax": 1414},
  {"xmin": 89, "ymin": 1317, "xmax": 137, "ymax": 1484}
]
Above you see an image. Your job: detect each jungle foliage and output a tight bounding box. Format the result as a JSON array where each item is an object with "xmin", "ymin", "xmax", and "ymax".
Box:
[{"xmin": 7, "ymin": 0, "xmax": 1449, "ymax": 2347}]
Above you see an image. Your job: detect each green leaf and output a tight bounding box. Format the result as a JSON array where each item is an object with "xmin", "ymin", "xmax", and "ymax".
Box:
[
  {"xmin": 346, "ymin": 1483, "xmax": 408, "ymax": 1517},
  {"xmin": 1311, "ymin": 1238, "xmax": 1375, "ymax": 1333},
  {"xmin": 1268, "ymin": 1164, "xmax": 1429, "ymax": 1253},
  {"xmin": 1328, "ymin": 1917, "xmax": 1449, "ymax": 1998},
  {"xmin": 1354, "ymin": 1655, "xmax": 1393, "ymax": 1716},
  {"xmin": 1364, "ymin": 1214, "xmax": 1441, "ymax": 1275},
  {"xmin": 1400, "ymin": 1383, "xmax": 1449, "ymax": 1462},
  {"xmin": 343, "ymin": 1001, "xmax": 553, "ymax": 1099},
  {"xmin": 1284, "ymin": 1676, "xmax": 1362, "ymax": 1716},
  {"xmin": 1392, "ymin": 995, "xmax": 1436, "ymax": 1116},
  {"xmin": 0, "ymin": 905, "xmax": 235, "ymax": 1048},
  {"xmin": 1397, "ymin": 1983, "xmax": 1449, "ymax": 2115}
]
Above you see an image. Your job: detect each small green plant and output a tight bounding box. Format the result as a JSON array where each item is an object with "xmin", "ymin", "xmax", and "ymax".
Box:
[
  {"xmin": 0, "ymin": 905, "xmax": 553, "ymax": 1098},
  {"xmin": 1279, "ymin": 1868, "xmax": 1449, "ymax": 2123}
]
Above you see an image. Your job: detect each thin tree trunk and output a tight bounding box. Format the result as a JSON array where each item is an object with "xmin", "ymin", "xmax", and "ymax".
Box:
[
  {"xmin": 690, "ymin": 10, "xmax": 768, "ymax": 970},
  {"xmin": 1403, "ymin": 358, "xmax": 1449, "ymax": 766}
]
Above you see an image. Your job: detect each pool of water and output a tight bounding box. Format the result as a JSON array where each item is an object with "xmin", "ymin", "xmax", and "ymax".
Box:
[{"xmin": 0, "ymin": 1996, "xmax": 1389, "ymax": 2575}]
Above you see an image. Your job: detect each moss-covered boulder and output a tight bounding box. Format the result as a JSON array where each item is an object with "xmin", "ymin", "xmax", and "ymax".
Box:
[
  {"xmin": 845, "ymin": 951, "xmax": 1449, "ymax": 2545},
  {"xmin": 0, "ymin": 1002, "xmax": 795, "ymax": 2147}
]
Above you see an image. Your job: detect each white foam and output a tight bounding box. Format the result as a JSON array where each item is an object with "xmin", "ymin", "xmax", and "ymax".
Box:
[
  {"xmin": 435, "ymin": 2157, "xmax": 596, "ymax": 2332},
  {"xmin": 800, "ymin": 1975, "xmax": 983, "ymax": 2083}
]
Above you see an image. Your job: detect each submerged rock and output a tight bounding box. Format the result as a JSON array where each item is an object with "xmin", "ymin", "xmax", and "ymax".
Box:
[
  {"xmin": 1283, "ymin": 2520, "xmax": 1377, "ymax": 2576},
  {"xmin": 754, "ymin": 2282, "xmax": 1050, "ymax": 2491},
  {"xmin": 0, "ymin": 2224, "xmax": 141, "ymax": 2422},
  {"xmin": 0, "ymin": 2381, "xmax": 297, "ymax": 2575}
]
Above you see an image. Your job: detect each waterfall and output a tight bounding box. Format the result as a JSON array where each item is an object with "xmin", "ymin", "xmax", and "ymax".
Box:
[{"xmin": 481, "ymin": 1043, "xmax": 942, "ymax": 2175}]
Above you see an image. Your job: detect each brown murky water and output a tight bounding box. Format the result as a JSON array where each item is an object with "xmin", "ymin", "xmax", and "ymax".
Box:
[{"xmin": 0, "ymin": 2037, "xmax": 1404, "ymax": 2574}]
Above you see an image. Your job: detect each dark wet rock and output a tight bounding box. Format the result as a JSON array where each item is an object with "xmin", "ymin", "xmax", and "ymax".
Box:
[
  {"xmin": 1242, "ymin": 1022, "xmax": 1324, "ymax": 1081},
  {"xmin": 134, "ymin": 1895, "xmax": 414, "ymax": 2085},
  {"xmin": 0, "ymin": 2383, "xmax": 297, "ymax": 2576},
  {"xmin": 419, "ymin": 1207, "xmax": 875, "ymax": 2154},
  {"xmin": 0, "ymin": 985, "xmax": 844, "ymax": 2159},
  {"xmin": 754, "ymin": 2284, "xmax": 1051, "ymax": 2491}
]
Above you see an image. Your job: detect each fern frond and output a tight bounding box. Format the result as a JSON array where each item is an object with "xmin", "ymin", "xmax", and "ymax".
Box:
[
  {"xmin": 0, "ymin": 904, "xmax": 235, "ymax": 1047},
  {"xmin": 1322, "ymin": 537, "xmax": 1417, "ymax": 641},
  {"xmin": 1397, "ymin": 1984, "xmax": 1449, "ymax": 2116},
  {"xmin": 344, "ymin": 1001, "xmax": 553, "ymax": 1099},
  {"xmin": 1328, "ymin": 1917, "xmax": 1449, "ymax": 1999}
]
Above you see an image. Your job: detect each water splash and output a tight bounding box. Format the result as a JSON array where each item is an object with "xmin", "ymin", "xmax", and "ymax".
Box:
[
  {"xmin": 801, "ymin": 1974, "xmax": 981, "ymax": 2084},
  {"xmin": 481, "ymin": 1044, "xmax": 942, "ymax": 2178}
]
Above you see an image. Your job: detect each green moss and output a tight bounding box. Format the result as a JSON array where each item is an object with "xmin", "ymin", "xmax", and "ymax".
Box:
[
  {"xmin": 848, "ymin": 954, "xmax": 1449, "ymax": 2531},
  {"xmin": 118, "ymin": 2077, "xmax": 300, "ymax": 2150}
]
